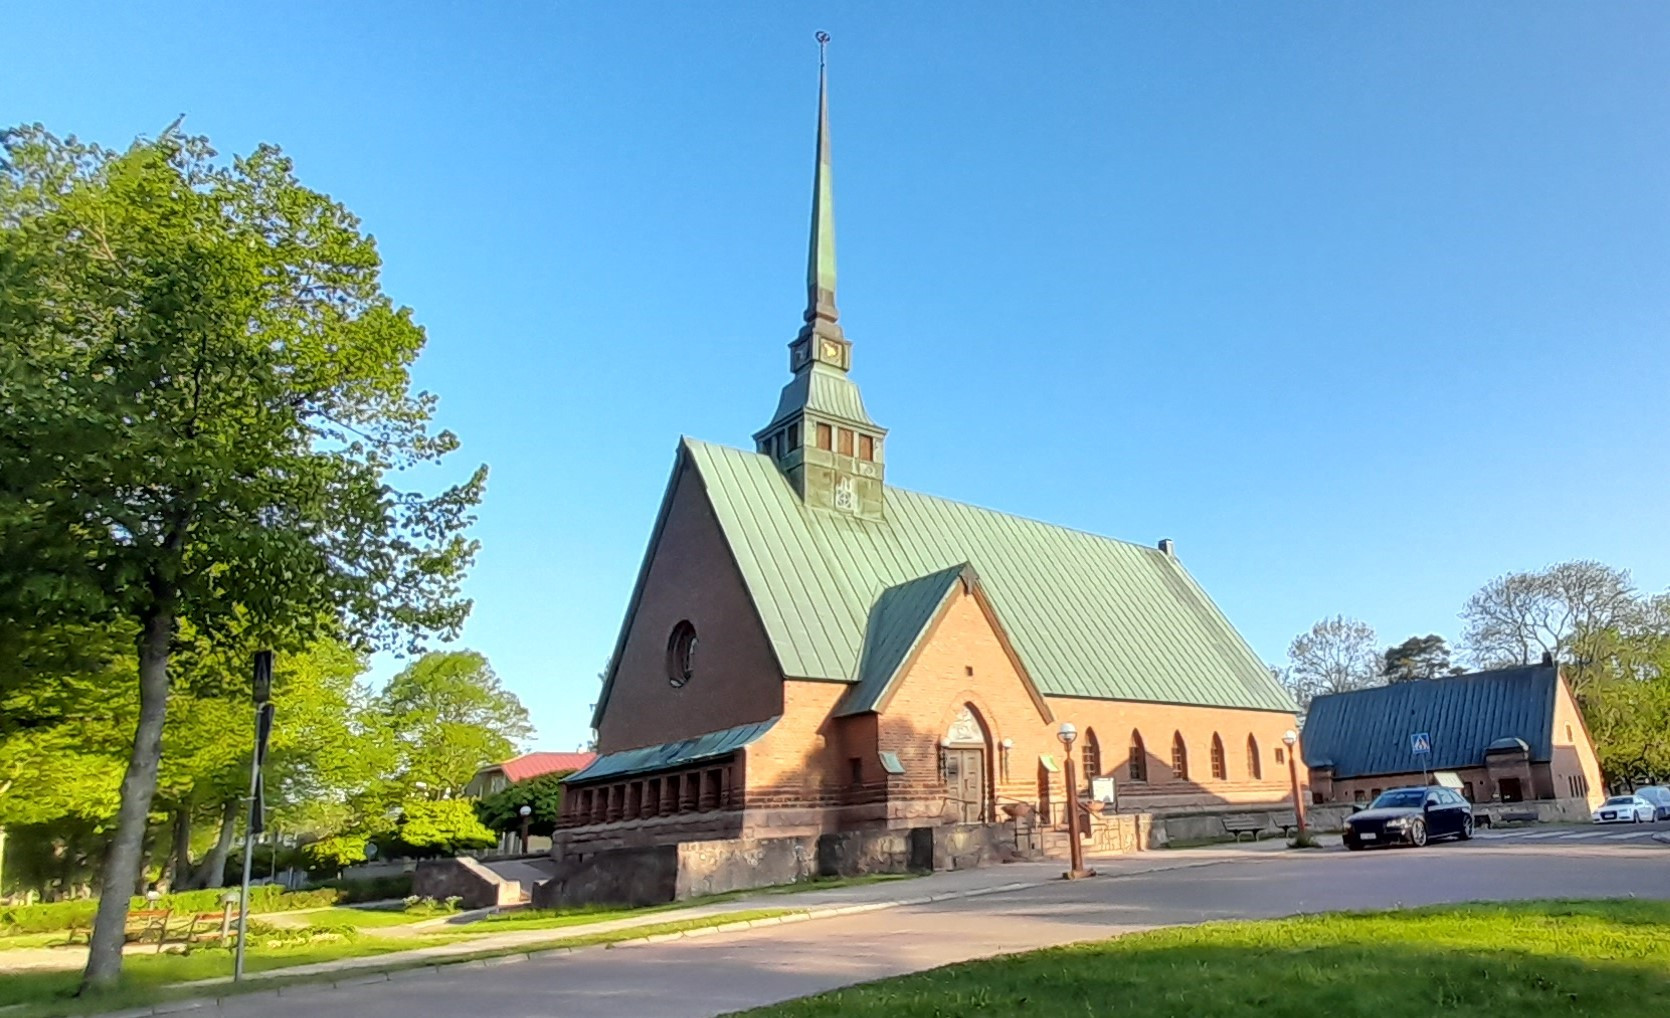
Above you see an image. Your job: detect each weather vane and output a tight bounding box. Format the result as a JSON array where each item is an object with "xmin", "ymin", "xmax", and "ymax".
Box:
[{"xmin": 816, "ymin": 30, "xmax": 830, "ymax": 66}]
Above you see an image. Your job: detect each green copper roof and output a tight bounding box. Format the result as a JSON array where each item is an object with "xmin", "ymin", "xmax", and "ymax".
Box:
[
  {"xmin": 681, "ymin": 438, "xmax": 1295, "ymax": 713},
  {"xmin": 836, "ymin": 563, "xmax": 972, "ymax": 717},
  {"xmin": 764, "ymin": 362, "xmax": 880, "ymax": 431},
  {"xmin": 565, "ymin": 717, "xmax": 780, "ymax": 785}
]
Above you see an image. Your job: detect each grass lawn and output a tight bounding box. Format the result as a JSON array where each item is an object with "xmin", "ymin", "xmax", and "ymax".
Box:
[
  {"xmin": 0, "ymin": 908, "xmax": 803, "ymax": 1017},
  {"xmin": 737, "ymin": 899, "xmax": 1670, "ymax": 1018},
  {"xmin": 295, "ymin": 906, "xmax": 429, "ymax": 929}
]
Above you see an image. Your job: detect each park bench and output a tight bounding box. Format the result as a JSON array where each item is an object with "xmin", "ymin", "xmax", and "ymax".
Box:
[
  {"xmin": 1494, "ymin": 808, "xmax": 1539, "ymax": 826},
  {"xmin": 1221, "ymin": 814, "xmax": 1266, "ymax": 842},
  {"xmin": 126, "ymin": 908, "xmax": 173, "ymax": 952},
  {"xmin": 1271, "ymin": 811, "xmax": 1300, "ymax": 838},
  {"xmin": 186, "ymin": 909, "xmax": 241, "ymax": 944}
]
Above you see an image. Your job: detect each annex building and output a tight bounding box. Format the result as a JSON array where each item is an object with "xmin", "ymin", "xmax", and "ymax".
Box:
[
  {"xmin": 558, "ymin": 47, "xmax": 1300, "ymax": 853},
  {"xmin": 1299, "ymin": 660, "xmax": 1604, "ymax": 808}
]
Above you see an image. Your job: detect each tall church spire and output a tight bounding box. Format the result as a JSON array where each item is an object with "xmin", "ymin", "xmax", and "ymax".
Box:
[
  {"xmin": 755, "ymin": 32, "xmax": 887, "ymax": 521},
  {"xmin": 801, "ymin": 31, "xmax": 842, "ymax": 350}
]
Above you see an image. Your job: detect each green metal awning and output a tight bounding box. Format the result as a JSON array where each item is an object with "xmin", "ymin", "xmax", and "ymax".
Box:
[{"xmin": 564, "ymin": 717, "xmax": 779, "ymax": 785}]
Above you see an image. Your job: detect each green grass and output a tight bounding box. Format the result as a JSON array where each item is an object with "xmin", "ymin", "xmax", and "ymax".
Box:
[
  {"xmin": 737, "ymin": 899, "xmax": 1670, "ymax": 1018},
  {"xmin": 0, "ymin": 908, "xmax": 803, "ymax": 1017},
  {"xmin": 291, "ymin": 906, "xmax": 427, "ymax": 929},
  {"xmin": 0, "ymin": 931, "xmax": 76, "ymax": 950}
]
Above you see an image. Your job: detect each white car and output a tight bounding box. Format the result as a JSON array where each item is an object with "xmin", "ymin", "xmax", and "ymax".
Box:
[{"xmin": 1591, "ymin": 794, "xmax": 1654, "ymax": 824}]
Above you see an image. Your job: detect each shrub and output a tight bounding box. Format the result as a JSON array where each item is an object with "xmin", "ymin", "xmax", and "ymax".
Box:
[
  {"xmin": 321, "ymin": 873, "xmax": 413, "ymax": 903},
  {"xmin": 2, "ymin": 884, "xmax": 351, "ymax": 936}
]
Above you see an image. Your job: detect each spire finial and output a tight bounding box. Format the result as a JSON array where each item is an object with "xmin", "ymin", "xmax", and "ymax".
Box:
[{"xmin": 798, "ymin": 29, "xmax": 843, "ymax": 355}]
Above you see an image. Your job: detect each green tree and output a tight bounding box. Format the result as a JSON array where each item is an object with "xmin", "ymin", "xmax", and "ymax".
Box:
[
  {"xmin": 374, "ymin": 651, "xmax": 533, "ymax": 796},
  {"xmin": 476, "ymin": 772, "xmax": 569, "ymax": 838},
  {"xmin": 0, "ymin": 124, "xmax": 484, "ymax": 991},
  {"xmin": 1381, "ymin": 635, "xmax": 1461, "ymax": 682},
  {"xmin": 388, "ymin": 799, "xmax": 496, "ymax": 857}
]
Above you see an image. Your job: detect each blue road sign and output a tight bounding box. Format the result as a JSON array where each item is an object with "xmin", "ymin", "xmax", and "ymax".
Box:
[{"xmin": 1410, "ymin": 732, "xmax": 1431, "ymax": 756}]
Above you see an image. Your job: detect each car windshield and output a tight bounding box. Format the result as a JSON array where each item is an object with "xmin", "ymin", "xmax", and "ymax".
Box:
[
  {"xmin": 1603, "ymin": 796, "xmax": 1635, "ymax": 806},
  {"xmin": 1371, "ymin": 790, "xmax": 1426, "ymax": 809}
]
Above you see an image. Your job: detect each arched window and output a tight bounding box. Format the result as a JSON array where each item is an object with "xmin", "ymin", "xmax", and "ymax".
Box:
[
  {"xmin": 666, "ymin": 621, "xmax": 698, "ymax": 687},
  {"xmin": 1171, "ymin": 732, "xmax": 1189, "ymax": 781},
  {"xmin": 1081, "ymin": 728, "xmax": 1101, "ymax": 792},
  {"xmin": 1246, "ymin": 735, "xmax": 1262, "ymax": 780},
  {"xmin": 1128, "ymin": 730, "xmax": 1147, "ymax": 783},
  {"xmin": 1210, "ymin": 733, "xmax": 1226, "ymax": 780}
]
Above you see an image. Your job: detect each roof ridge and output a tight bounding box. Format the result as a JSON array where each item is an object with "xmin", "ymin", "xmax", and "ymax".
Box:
[{"xmin": 683, "ymin": 436, "xmax": 1171, "ymax": 557}]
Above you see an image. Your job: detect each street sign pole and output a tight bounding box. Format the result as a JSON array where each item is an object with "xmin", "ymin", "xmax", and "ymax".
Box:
[
  {"xmin": 235, "ymin": 652, "xmax": 275, "ymax": 982},
  {"xmin": 1410, "ymin": 731, "xmax": 1431, "ymax": 787}
]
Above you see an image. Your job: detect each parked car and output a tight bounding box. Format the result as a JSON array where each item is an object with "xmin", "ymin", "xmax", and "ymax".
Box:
[
  {"xmin": 1344, "ymin": 786, "xmax": 1474, "ymax": 850},
  {"xmin": 1632, "ymin": 786, "xmax": 1670, "ymax": 821},
  {"xmin": 1593, "ymin": 794, "xmax": 1656, "ymax": 824}
]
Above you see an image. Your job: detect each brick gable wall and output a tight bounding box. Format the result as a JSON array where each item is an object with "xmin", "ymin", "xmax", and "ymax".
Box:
[{"xmin": 595, "ymin": 457, "xmax": 784, "ymax": 753}]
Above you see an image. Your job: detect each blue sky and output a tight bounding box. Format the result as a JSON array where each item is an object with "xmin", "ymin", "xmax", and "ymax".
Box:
[{"xmin": 7, "ymin": 3, "xmax": 1669, "ymax": 751}]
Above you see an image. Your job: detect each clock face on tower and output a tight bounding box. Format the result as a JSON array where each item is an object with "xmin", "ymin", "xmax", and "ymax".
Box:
[{"xmin": 822, "ymin": 341, "xmax": 841, "ymax": 361}]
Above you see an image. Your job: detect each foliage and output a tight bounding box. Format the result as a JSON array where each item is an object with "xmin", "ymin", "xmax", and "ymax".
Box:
[
  {"xmin": 475, "ymin": 772, "xmax": 570, "ymax": 836},
  {"xmin": 301, "ymin": 834, "xmax": 372, "ymax": 874},
  {"xmin": 739, "ymin": 900, "xmax": 1670, "ymax": 1018},
  {"xmin": 0, "ymin": 122, "xmax": 483, "ymax": 987},
  {"xmin": 1460, "ymin": 561, "xmax": 1647, "ymax": 681},
  {"xmin": 319, "ymin": 873, "xmax": 414, "ymax": 903},
  {"xmin": 1, "ymin": 885, "xmax": 339, "ymax": 936},
  {"xmin": 1282, "ymin": 615, "xmax": 1380, "ymax": 712},
  {"xmin": 372, "ymin": 651, "xmax": 534, "ymax": 797},
  {"xmin": 400, "ymin": 894, "xmax": 463, "ymax": 916},
  {"xmin": 1380, "ymin": 634, "xmax": 1461, "ymax": 683},
  {"xmin": 387, "ymin": 799, "xmax": 497, "ymax": 857}
]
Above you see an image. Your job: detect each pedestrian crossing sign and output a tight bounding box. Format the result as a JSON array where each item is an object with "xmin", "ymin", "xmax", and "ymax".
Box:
[{"xmin": 1410, "ymin": 732, "xmax": 1431, "ymax": 756}]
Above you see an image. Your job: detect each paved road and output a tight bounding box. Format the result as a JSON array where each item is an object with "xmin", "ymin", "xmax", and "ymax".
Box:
[
  {"xmin": 212, "ymin": 836, "xmax": 1670, "ymax": 1018},
  {"xmin": 1476, "ymin": 817, "xmax": 1670, "ymax": 844}
]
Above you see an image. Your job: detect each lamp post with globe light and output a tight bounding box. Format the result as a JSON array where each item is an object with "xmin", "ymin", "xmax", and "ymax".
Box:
[
  {"xmin": 518, "ymin": 804, "xmax": 533, "ymax": 854},
  {"xmin": 1283, "ymin": 729, "xmax": 1309, "ymax": 841},
  {"xmin": 1057, "ymin": 723, "xmax": 1092, "ymax": 879}
]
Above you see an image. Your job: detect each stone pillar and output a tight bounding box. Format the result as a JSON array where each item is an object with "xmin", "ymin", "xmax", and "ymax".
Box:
[
  {"xmin": 642, "ymin": 778, "xmax": 660, "ymax": 818},
  {"xmin": 588, "ymin": 788, "xmax": 604, "ymax": 825},
  {"xmin": 605, "ymin": 785, "xmax": 622, "ymax": 823},
  {"xmin": 624, "ymin": 782, "xmax": 641, "ymax": 819},
  {"xmin": 679, "ymin": 772, "xmax": 698, "ymax": 813},
  {"xmin": 659, "ymin": 776, "xmax": 678, "ymax": 814},
  {"xmin": 698, "ymin": 769, "xmax": 718, "ymax": 811}
]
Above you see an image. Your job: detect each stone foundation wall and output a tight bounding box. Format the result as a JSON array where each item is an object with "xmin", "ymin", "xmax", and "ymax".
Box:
[{"xmin": 411, "ymin": 856, "xmax": 523, "ymax": 910}]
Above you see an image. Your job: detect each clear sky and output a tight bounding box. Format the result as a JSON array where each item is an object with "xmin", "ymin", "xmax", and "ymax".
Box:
[{"xmin": 7, "ymin": 3, "xmax": 1669, "ymax": 752}]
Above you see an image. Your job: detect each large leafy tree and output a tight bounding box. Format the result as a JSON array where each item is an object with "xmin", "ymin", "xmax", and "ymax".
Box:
[
  {"xmin": 373, "ymin": 650, "xmax": 533, "ymax": 797},
  {"xmin": 1381, "ymin": 634, "xmax": 1461, "ymax": 683},
  {"xmin": 0, "ymin": 125, "xmax": 484, "ymax": 991},
  {"xmin": 1282, "ymin": 615, "xmax": 1380, "ymax": 713}
]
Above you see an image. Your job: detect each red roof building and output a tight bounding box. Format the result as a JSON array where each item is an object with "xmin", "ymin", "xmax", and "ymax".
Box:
[{"xmin": 466, "ymin": 751, "xmax": 597, "ymax": 797}]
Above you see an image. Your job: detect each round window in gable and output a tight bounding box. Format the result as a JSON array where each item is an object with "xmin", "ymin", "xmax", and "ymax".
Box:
[{"xmin": 667, "ymin": 621, "xmax": 698, "ymax": 688}]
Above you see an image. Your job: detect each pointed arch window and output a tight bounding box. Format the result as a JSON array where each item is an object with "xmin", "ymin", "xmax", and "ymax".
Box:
[
  {"xmin": 1246, "ymin": 735, "xmax": 1262, "ymax": 780},
  {"xmin": 1128, "ymin": 730, "xmax": 1147, "ymax": 783},
  {"xmin": 1210, "ymin": 733, "xmax": 1226, "ymax": 780},
  {"xmin": 1171, "ymin": 732, "xmax": 1189, "ymax": 781},
  {"xmin": 1081, "ymin": 728, "xmax": 1101, "ymax": 791}
]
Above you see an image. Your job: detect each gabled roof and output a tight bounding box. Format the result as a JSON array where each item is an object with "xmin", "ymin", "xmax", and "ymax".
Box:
[
  {"xmin": 1300, "ymin": 665, "xmax": 1561, "ymax": 780},
  {"xmin": 499, "ymin": 752, "xmax": 597, "ymax": 783},
  {"xmin": 837, "ymin": 564, "xmax": 972, "ymax": 716},
  {"xmin": 565, "ymin": 718, "xmax": 778, "ymax": 785},
  {"xmin": 593, "ymin": 438, "xmax": 1295, "ymax": 720}
]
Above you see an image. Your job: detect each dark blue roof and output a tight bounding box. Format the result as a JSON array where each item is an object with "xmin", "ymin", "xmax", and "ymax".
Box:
[{"xmin": 1300, "ymin": 665, "xmax": 1558, "ymax": 780}]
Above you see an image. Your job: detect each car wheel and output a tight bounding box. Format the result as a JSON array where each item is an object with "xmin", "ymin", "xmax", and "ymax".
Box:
[
  {"xmin": 1458, "ymin": 815, "xmax": 1474, "ymax": 841},
  {"xmin": 1346, "ymin": 840, "xmax": 1362, "ymax": 851},
  {"xmin": 1409, "ymin": 819, "xmax": 1428, "ymax": 848}
]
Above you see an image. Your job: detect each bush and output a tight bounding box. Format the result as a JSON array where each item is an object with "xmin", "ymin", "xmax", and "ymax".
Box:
[
  {"xmin": 321, "ymin": 873, "xmax": 413, "ymax": 903},
  {"xmin": 2, "ymin": 884, "xmax": 353, "ymax": 936}
]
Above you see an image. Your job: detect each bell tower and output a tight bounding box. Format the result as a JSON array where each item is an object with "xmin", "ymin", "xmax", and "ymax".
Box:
[{"xmin": 754, "ymin": 32, "xmax": 888, "ymax": 520}]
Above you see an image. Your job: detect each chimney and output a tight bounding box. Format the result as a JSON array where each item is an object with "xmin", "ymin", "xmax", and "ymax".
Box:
[{"xmin": 1158, "ymin": 538, "xmax": 1175, "ymax": 557}]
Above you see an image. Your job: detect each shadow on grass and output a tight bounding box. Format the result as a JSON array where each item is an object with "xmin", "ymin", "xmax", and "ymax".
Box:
[{"xmin": 731, "ymin": 899, "xmax": 1670, "ymax": 1018}]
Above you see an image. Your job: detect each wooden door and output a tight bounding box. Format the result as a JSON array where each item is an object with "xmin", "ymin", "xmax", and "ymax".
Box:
[{"xmin": 944, "ymin": 748, "xmax": 985, "ymax": 823}]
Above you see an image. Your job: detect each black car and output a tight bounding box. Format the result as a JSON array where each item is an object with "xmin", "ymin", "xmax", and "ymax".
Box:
[{"xmin": 1343, "ymin": 786, "xmax": 1474, "ymax": 850}]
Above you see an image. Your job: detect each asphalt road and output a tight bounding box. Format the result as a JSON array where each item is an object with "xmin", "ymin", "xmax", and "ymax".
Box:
[{"xmin": 217, "ymin": 837, "xmax": 1670, "ymax": 1018}]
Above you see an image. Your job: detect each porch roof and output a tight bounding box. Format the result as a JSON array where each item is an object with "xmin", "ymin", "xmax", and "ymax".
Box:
[{"xmin": 563, "ymin": 717, "xmax": 779, "ymax": 785}]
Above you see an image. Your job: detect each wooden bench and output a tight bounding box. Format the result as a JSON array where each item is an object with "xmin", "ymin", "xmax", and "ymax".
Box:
[
  {"xmin": 1222, "ymin": 814, "xmax": 1266, "ymax": 842},
  {"xmin": 1271, "ymin": 811, "xmax": 1299, "ymax": 838},
  {"xmin": 126, "ymin": 909, "xmax": 173, "ymax": 952},
  {"xmin": 186, "ymin": 910, "xmax": 240, "ymax": 944},
  {"xmin": 1494, "ymin": 808, "xmax": 1539, "ymax": 826}
]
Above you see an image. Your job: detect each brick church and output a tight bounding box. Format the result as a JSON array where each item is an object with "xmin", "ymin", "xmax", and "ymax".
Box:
[{"xmin": 558, "ymin": 45, "xmax": 1300, "ymax": 851}]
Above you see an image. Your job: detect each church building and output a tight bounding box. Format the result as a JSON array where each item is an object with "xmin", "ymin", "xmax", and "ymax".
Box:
[{"xmin": 558, "ymin": 44, "xmax": 1300, "ymax": 852}]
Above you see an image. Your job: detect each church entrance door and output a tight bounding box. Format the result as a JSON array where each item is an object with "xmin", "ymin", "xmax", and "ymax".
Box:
[{"xmin": 944, "ymin": 748, "xmax": 986, "ymax": 823}]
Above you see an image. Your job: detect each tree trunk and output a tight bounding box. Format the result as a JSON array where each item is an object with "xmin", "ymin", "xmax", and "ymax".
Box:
[
  {"xmin": 166, "ymin": 806, "xmax": 194, "ymax": 892},
  {"xmin": 192, "ymin": 798, "xmax": 239, "ymax": 889},
  {"xmin": 80, "ymin": 608, "xmax": 173, "ymax": 994}
]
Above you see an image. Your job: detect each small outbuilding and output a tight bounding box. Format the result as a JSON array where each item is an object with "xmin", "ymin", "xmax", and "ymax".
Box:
[{"xmin": 1300, "ymin": 661, "xmax": 1602, "ymax": 808}]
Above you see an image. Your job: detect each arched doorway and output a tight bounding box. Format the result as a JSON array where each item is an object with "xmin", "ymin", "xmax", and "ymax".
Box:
[{"xmin": 943, "ymin": 704, "xmax": 991, "ymax": 823}]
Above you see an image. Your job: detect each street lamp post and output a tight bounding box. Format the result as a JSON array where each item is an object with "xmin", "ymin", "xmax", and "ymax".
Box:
[
  {"xmin": 1283, "ymin": 729, "xmax": 1309, "ymax": 842},
  {"xmin": 518, "ymin": 804, "xmax": 533, "ymax": 855},
  {"xmin": 1057, "ymin": 723, "xmax": 1092, "ymax": 879}
]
